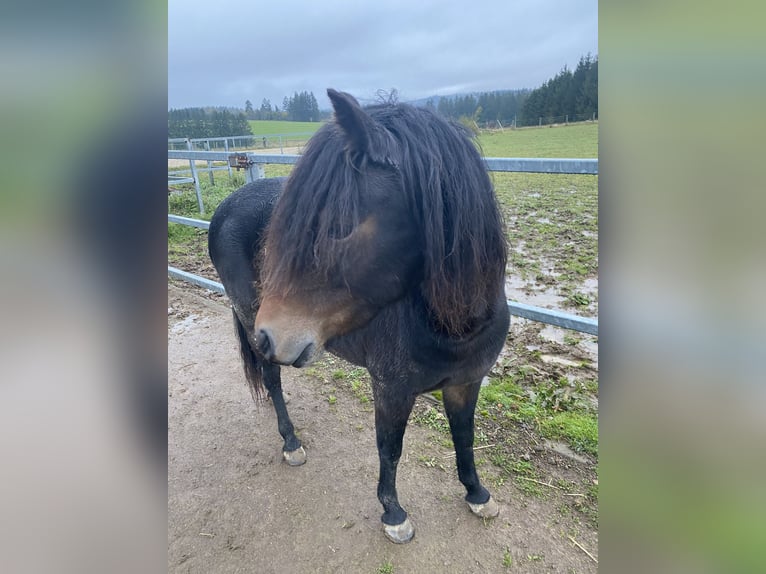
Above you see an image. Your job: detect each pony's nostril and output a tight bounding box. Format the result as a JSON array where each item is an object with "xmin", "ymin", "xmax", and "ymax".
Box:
[{"xmin": 256, "ymin": 328, "xmax": 273, "ymax": 359}]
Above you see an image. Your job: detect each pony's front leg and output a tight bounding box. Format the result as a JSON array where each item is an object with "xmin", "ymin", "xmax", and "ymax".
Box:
[
  {"xmin": 442, "ymin": 381, "xmax": 500, "ymax": 518},
  {"xmin": 373, "ymin": 387, "xmax": 416, "ymax": 543},
  {"xmin": 262, "ymin": 362, "xmax": 306, "ymax": 466}
]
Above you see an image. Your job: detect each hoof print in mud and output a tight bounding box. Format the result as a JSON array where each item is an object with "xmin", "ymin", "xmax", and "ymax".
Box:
[
  {"xmin": 383, "ymin": 518, "xmax": 415, "ymax": 544},
  {"xmin": 283, "ymin": 446, "xmax": 307, "ymax": 466}
]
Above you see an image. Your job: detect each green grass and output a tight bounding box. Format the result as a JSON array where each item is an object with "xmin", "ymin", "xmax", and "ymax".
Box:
[
  {"xmin": 492, "ymin": 170, "xmax": 598, "ymax": 313},
  {"xmin": 480, "ymin": 124, "xmax": 598, "ymax": 309},
  {"xmin": 478, "ymin": 374, "xmax": 598, "ymax": 457},
  {"xmin": 247, "ymin": 120, "xmax": 323, "ymax": 135},
  {"xmin": 539, "ymin": 412, "xmax": 598, "ymax": 455},
  {"xmin": 502, "ymin": 547, "xmax": 513, "ymax": 568},
  {"xmin": 412, "ymin": 406, "xmax": 450, "ymax": 434},
  {"xmin": 376, "ymin": 560, "xmax": 394, "ymax": 574},
  {"xmin": 477, "ymin": 122, "xmax": 597, "ymax": 158}
]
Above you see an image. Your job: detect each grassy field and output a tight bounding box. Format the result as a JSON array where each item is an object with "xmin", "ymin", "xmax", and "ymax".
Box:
[
  {"xmin": 168, "ymin": 122, "xmax": 599, "ymax": 519},
  {"xmin": 248, "ymin": 120, "xmax": 323, "ymax": 135},
  {"xmin": 477, "ymin": 122, "xmax": 598, "ymax": 158}
]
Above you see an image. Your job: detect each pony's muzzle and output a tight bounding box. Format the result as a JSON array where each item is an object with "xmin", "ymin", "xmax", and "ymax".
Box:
[{"xmin": 256, "ymin": 326, "xmax": 316, "ymax": 367}]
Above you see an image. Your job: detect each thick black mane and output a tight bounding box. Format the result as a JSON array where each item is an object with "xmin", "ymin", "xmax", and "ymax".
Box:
[{"xmin": 262, "ymin": 102, "xmax": 507, "ymax": 335}]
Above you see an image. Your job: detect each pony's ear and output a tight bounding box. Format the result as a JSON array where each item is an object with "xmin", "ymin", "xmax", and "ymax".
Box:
[{"xmin": 327, "ymin": 88, "xmax": 395, "ymax": 164}]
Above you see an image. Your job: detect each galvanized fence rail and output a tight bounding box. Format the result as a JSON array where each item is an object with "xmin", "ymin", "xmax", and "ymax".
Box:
[{"xmin": 168, "ymin": 151, "xmax": 598, "ymax": 336}]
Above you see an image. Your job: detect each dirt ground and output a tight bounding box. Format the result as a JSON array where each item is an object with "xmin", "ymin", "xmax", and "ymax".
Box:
[{"xmin": 168, "ymin": 284, "xmax": 598, "ymax": 573}]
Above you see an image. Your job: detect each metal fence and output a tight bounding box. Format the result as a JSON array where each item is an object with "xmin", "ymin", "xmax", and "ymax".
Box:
[{"xmin": 168, "ymin": 151, "xmax": 599, "ymax": 336}]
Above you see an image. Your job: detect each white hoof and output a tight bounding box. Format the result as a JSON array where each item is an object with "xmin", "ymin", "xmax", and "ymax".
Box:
[
  {"xmin": 283, "ymin": 446, "xmax": 306, "ymax": 466},
  {"xmin": 468, "ymin": 496, "xmax": 500, "ymax": 518},
  {"xmin": 383, "ymin": 517, "xmax": 415, "ymax": 544}
]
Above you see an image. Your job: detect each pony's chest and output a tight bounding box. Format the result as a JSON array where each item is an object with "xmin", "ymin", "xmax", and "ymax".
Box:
[{"xmin": 327, "ymin": 296, "xmax": 508, "ymax": 391}]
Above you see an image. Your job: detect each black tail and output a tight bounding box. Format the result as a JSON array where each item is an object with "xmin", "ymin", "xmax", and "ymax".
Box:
[{"xmin": 232, "ymin": 308, "xmax": 265, "ymax": 401}]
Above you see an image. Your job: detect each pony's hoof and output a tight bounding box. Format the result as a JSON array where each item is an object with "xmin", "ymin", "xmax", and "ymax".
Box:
[
  {"xmin": 468, "ymin": 496, "xmax": 500, "ymax": 519},
  {"xmin": 383, "ymin": 517, "xmax": 414, "ymax": 544},
  {"xmin": 283, "ymin": 446, "xmax": 306, "ymax": 466}
]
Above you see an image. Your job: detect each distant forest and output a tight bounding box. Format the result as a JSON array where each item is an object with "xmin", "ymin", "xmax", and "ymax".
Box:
[
  {"xmin": 432, "ymin": 54, "xmax": 598, "ymax": 127},
  {"xmin": 168, "ymin": 54, "xmax": 597, "ymax": 138},
  {"xmin": 167, "ymin": 108, "xmax": 251, "ymax": 139},
  {"xmin": 246, "ymin": 91, "xmax": 323, "ymax": 122}
]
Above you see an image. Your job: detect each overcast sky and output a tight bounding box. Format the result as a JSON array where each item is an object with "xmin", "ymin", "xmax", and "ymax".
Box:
[{"xmin": 168, "ymin": 0, "xmax": 597, "ymax": 110}]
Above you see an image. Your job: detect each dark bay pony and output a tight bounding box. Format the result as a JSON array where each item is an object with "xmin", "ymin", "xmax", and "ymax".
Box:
[{"xmin": 208, "ymin": 89, "xmax": 509, "ymax": 543}]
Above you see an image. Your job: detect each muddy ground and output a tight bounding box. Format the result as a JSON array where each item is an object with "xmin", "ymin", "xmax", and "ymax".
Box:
[{"xmin": 168, "ymin": 283, "xmax": 597, "ymax": 573}]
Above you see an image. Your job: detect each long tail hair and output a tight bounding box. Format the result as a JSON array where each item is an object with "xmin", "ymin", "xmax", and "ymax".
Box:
[{"xmin": 231, "ymin": 308, "xmax": 265, "ymax": 400}]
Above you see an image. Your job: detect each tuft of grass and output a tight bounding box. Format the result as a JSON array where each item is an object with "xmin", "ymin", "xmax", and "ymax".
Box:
[
  {"xmin": 479, "ymin": 374, "xmax": 598, "ymax": 458},
  {"xmin": 376, "ymin": 560, "xmax": 394, "ymax": 574},
  {"xmin": 563, "ymin": 333, "xmax": 581, "ymax": 346},
  {"xmin": 412, "ymin": 406, "xmax": 450, "ymax": 434},
  {"xmin": 502, "ymin": 547, "xmax": 513, "ymax": 568},
  {"xmin": 539, "ymin": 412, "xmax": 598, "ymax": 455}
]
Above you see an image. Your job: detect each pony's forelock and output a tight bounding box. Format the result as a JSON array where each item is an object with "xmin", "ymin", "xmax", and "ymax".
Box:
[{"xmin": 261, "ymin": 101, "xmax": 507, "ymax": 335}]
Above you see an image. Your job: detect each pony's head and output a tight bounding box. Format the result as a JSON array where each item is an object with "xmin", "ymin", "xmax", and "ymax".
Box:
[{"xmin": 255, "ymin": 89, "xmax": 506, "ymax": 366}]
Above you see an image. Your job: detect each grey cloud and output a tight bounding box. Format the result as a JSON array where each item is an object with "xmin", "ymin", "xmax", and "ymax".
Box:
[{"xmin": 169, "ymin": 0, "xmax": 597, "ymax": 109}]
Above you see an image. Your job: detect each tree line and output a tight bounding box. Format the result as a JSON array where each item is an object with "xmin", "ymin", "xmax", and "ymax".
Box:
[
  {"xmin": 245, "ymin": 91, "xmax": 325, "ymax": 122},
  {"xmin": 430, "ymin": 54, "xmax": 597, "ymax": 128},
  {"xmin": 519, "ymin": 54, "xmax": 598, "ymax": 126},
  {"xmin": 169, "ymin": 56, "xmax": 597, "ymax": 138},
  {"xmin": 432, "ymin": 90, "xmax": 530, "ymax": 126},
  {"xmin": 168, "ymin": 91, "xmax": 326, "ymax": 138},
  {"xmin": 168, "ymin": 107, "xmax": 252, "ymax": 139}
]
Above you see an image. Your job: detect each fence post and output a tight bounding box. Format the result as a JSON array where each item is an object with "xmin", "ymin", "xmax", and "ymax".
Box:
[
  {"xmin": 205, "ymin": 139, "xmax": 214, "ymax": 185},
  {"xmin": 279, "ymin": 135, "xmax": 283, "ymax": 154},
  {"xmin": 224, "ymin": 138, "xmax": 232, "ymax": 180},
  {"xmin": 245, "ymin": 161, "xmax": 265, "ymax": 183},
  {"xmin": 186, "ymin": 139, "xmax": 204, "ymax": 214},
  {"xmin": 539, "ymin": 117, "xmax": 542, "ymax": 127}
]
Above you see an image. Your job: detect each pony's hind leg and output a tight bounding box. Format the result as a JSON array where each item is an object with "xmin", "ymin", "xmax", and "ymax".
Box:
[
  {"xmin": 262, "ymin": 362, "xmax": 306, "ymax": 466},
  {"xmin": 442, "ymin": 381, "xmax": 500, "ymax": 519}
]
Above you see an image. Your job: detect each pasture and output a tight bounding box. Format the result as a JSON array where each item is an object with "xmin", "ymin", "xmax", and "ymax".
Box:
[
  {"xmin": 168, "ymin": 121, "xmax": 599, "ymax": 571},
  {"xmin": 248, "ymin": 119, "xmax": 323, "ymax": 135}
]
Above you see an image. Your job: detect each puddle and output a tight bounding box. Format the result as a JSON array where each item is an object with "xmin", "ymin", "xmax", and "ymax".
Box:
[
  {"xmin": 580, "ymin": 277, "xmax": 598, "ymax": 298},
  {"xmin": 538, "ymin": 325, "xmax": 599, "ymax": 368},
  {"xmin": 540, "ymin": 354, "xmax": 581, "ymax": 368},
  {"xmin": 505, "ymin": 276, "xmax": 566, "ymax": 309},
  {"xmin": 171, "ymin": 313, "xmax": 206, "ymax": 334}
]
